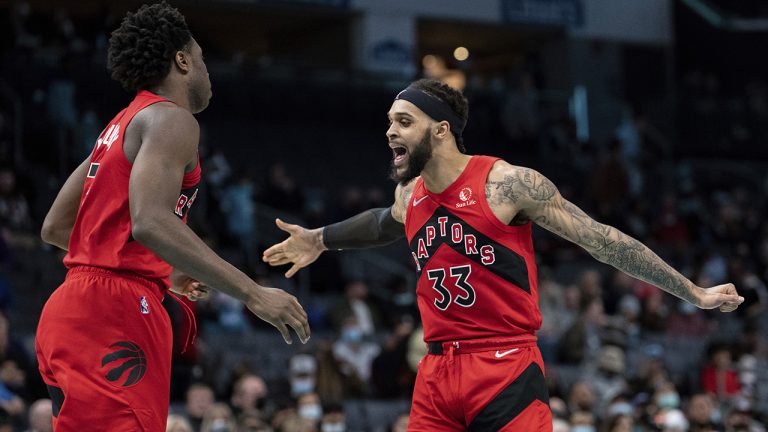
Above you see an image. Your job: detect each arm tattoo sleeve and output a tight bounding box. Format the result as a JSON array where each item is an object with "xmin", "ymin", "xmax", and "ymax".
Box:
[
  {"xmin": 518, "ymin": 169, "xmax": 698, "ymax": 304},
  {"xmin": 588, "ymin": 228, "xmax": 696, "ymax": 304}
]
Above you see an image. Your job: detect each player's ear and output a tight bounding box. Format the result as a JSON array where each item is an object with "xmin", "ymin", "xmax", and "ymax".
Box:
[
  {"xmin": 435, "ymin": 121, "xmax": 450, "ymax": 138},
  {"xmin": 174, "ymin": 50, "xmax": 190, "ymax": 74}
]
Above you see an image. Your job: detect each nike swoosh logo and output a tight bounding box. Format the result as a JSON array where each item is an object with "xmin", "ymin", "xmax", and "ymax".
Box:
[
  {"xmin": 494, "ymin": 348, "xmax": 520, "ymax": 358},
  {"xmin": 413, "ymin": 196, "xmax": 428, "ymax": 206}
]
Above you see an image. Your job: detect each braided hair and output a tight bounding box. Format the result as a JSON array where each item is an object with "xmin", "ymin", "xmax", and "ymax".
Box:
[{"xmin": 107, "ymin": 1, "xmax": 192, "ymax": 92}]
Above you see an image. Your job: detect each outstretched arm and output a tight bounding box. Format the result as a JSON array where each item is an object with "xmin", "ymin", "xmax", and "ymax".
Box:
[
  {"xmin": 491, "ymin": 166, "xmax": 744, "ymax": 311},
  {"xmin": 263, "ymin": 181, "xmax": 412, "ymax": 277}
]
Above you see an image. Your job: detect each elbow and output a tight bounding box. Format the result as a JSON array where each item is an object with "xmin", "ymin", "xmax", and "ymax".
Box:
[
  {"xmin": 40, "ymin": 214, "xmax": 62, "ymax": 245},
  {"xmin": 131, "ymin": 215, "xmax": 159, "ymax": 245},
  {"xmin": 40, "ymin": 221, "xmax": 55, "ymax": 244}
]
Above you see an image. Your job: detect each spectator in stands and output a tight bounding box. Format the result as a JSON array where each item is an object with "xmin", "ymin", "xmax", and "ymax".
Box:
[
  {"xmin": 701, "ymin": 343, "xmax": 741, "ymax": 403},
  {"xmin": 377, "ymin": 276, "xmax": 418, "ymax": 330},
  {"xmin": 235, "ymin": 410, "xmax": 271, "ymax": 431},
  {"xmin": 167, "ymin": 414, "xmax": 194, "ymax": 432},
  {"xmin": 0, "ymin": 167, "xmax": 33, "ymax": 246},
  {"xmin": 371, "ymin": 315, "xmax": 415, "ymax": 398},
  {"xmin": 258, "ymin": 163, "xmax": 304, "ymax": 216},
  {"xmin": 632, "ymin": 345, "xmax": 672, "ymax": 398},
  {"xmin": 185, "ymin": 383, "xmax": 215, "ymax": 432},
  {"xmin": 327, "ymin": 280, "xmax": 380, "ymax": 336},
  {"xmin": 219, "ymin": 174, "xmax": 256, "ymax": 270},
  {"xmin": 230, "ymin": 374, "xmax": 269, "ymax": 417},
  {"xmin": 602, "ymin": 413, "xmax": 634, "ymax": 432},
  {"xmin": 200, "ymin": 403, "xmax": 237, "ymax": 432},
  {"xmin": 613, "ymin": 294, "xmax": 641, "ymax": 348},
  {"xmin": 552, "ymin": 417, "xmax": 570, "ymax": 432},
  {"xmin": 567, "ymin": 381, "xmax": 596, "ymax": 416},
  {"xmin": 728, "ymin": 258, "xmax": 768, "ymax": 320},
  {"xmin": 653, "ymin": 194, "xmax": 691, "ymax": 254},
  {"xmin": 558, "ymin": 295, "xmax": 607, "ymax": 365},
  {"xmin": 666, "ymin": 297, "xmax": 713, "ymax": 336},
  {"xmin": 583, "ymin": 345, "xmax": 629, "ymax": 417},
  {"xmin": 390, "ymin": 413, "xmax": 408, "ymax": 432},
  {"xmin": 653, "ymin": 380, "xmax": 682, "ymax": 413},
  {"xmin": 537, "ymin": 268, "xmax": 569, "ymax": 361},
  {"xmin": 296, "ymin": 392, "xmax": 322, "ymax": 428},
  {"xmin": 549, "ymin": 396, "xmax": 569, "ymax": 422},
  {"xmin": 314, "ymin": 340, "xmax": 347, "ymax": 405},
  {"xmin": 319, "ymin": 403, "xmax": 345, "ymax": 432},
  {"xmin": 0, "ymin": 311, "xmax": 39, "ymax": 403},
  {"xmin": 590, "ymin": 138, "xmax": 629, "ymax": 225},
  {"xmin": 686, "ymin": 393, "xmax": 719, "ymax": 432},
  {"xmin": 638, "ymin": 285, "xmax": 669, "ymax": 333},
  {"xmin": 570, "ymin": 409, "xmax": 597, "ymax": 432},
  {"xmin": 722, "ymin": 399, "xmax": 765, "ymax": 432},
  {"xmin": 25, "ymin": 398, "xmax": 52, "ymax": 432},
  {"xmin": 332, "ymin": 317, "xmax": 380, "ymax": 395},
  {"xmin": 659, "ymin": 409, "xmax": 689, "ymax": 432},
  {"xmin": 614, "ymin": 109, "xmax": 646, "ymax": 196},
  {"xmin": 288, "ymin": 354, "xmax": 318, "ymax": 398}
]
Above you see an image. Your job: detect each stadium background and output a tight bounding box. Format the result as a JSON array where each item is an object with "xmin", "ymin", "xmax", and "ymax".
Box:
[{"xmin": 0, "ymin": 0, "xmax": 767, "ymax": 430}]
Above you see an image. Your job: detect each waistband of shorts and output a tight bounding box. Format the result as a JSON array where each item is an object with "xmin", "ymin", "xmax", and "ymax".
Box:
[
  {"xmin": 66, "ymin": 265, "xmax": 167, "ymax": 299},
  {"xmin": 426, "ymin": 335, "xmax": 537, "ymax": 355}
]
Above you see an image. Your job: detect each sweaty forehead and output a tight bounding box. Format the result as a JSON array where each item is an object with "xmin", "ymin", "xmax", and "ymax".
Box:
[{"xmin": 388, "ymin": 99, "xmax": 427, "ymax": 120}]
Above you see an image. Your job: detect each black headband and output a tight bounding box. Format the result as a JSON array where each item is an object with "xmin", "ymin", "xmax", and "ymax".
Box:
[{"xmin": 395, "ymin": 86, "xmax": 465, "ymax": 137}]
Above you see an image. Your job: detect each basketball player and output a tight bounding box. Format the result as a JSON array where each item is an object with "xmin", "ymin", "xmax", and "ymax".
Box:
[
  {"xmin": 36, "ymin": 3, "xmax": 309, "ymax": 430},
  {"xmin": 263, "ymin": 79, "xmax": 743, "ymax": 431}
]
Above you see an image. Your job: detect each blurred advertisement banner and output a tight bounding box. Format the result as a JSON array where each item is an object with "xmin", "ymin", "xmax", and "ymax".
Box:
[{"xmin": 501, "ymin": 0, "xmax": 583, "ymax": 26}]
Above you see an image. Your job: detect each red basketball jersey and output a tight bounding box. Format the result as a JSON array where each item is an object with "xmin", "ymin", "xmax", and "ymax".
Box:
[
  {"xmin": 63, "ymin": 90, "xmax": 201, "ymax": 286},
  {"xmin": 405, "ymin": 155, "xmax": 541, "ymax": 343}
]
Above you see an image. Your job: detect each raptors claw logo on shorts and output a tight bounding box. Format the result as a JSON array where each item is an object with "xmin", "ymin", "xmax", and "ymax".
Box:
[{"xmin": 101, "ymin": 341, "xmax": 147, "ymax": 387}]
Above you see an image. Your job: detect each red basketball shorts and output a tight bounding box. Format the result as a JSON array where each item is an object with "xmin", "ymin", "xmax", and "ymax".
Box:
[
  {"xmin": 408, "ymin": 339, "xmax": 552, "ymax": 432},
  {"xmin": 35, "ymin": 266, "xmax": 172, "ymax": 431}
]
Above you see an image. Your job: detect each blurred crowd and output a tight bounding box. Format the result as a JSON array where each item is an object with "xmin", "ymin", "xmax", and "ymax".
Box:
[{"xmin": 1, "ymin": 2, "xmax": 767, "ymax": 432}]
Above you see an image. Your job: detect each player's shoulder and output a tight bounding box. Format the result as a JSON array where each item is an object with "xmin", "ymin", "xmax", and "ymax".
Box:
[
  {"xmin": 486, "ymin": 161, "xmax": 557, "ymax": 203},
  {"xmin": 487, "ymin": 159, "xmax": 527, "ymax": 182},
  {"xmin": 134, "ymin": 102, "xmax": 199, "ymax": 135}
]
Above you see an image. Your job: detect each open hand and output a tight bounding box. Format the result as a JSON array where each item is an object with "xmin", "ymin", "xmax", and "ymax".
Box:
[{"xmin": 262, "ymin": 218, "xmax": 325, "ymax": 278}]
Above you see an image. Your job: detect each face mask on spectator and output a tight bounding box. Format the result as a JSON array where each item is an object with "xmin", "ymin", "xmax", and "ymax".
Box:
[
  {"xmin": 321, "ymin": 422, "xmax": 346, "ymax": 432},
  {"xmin": 607, "ymin": 402, "xmax": 634, "ymax": 417},
  {"xmin": 299, "ymin": 403, "xmax": 323, "ymax": 421},
  {"xmin": 341, "ymin": 327, "xmax": 363, "ymax": 343},
  {"xmin": 210, "ymin": 419, "xmax": 229, "ymax": 432},
  {"xmin": 657, "ymin": 392, "xmax": 680, "ymax": 409},
  {"xmin": 571, "ymin": 426, "xmax": 596, "ymax": 432},
  {"xmin": 291, "ymin": 377, "xmax": 316, "ymax": 396}
]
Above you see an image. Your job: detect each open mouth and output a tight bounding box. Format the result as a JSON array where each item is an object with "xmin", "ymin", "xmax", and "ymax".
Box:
[{"xmin": 391, "ymin": 145, "xmax": 407, "ymax": 166}]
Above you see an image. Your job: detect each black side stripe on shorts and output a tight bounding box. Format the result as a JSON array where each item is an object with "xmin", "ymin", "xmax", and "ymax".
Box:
[
  {"xmin": 46, "ymin": 385, "xmax": 64, "ymax": 417},
  {"xmin": 467, "ymin": 362, "xmax": 549, "ymax": 432}
]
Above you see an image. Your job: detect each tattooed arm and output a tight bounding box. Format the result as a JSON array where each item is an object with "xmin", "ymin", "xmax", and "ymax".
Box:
[{"xmin": 485, "ymin": 162, "xmax": 744, "ymax": 311}]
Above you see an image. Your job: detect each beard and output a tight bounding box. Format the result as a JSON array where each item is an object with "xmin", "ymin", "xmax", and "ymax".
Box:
[{"xmin": 389, "ymin": 129, "xmax": 432, "ymax": 185}]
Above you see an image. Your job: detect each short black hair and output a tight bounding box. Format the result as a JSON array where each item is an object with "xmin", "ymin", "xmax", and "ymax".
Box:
[
  {"xmin": 411, "ymin": 79, "xmax": 469, "ymax": 153},
  {"xmin": 108, "ymin": 1, "xmax": 192, "ymax": 92}
]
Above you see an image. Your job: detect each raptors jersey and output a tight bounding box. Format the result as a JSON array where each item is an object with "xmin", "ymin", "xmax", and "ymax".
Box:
[
  {"xmin": 64, "ymin": 90, "xmax": 201, "ymax": 285},
  {"xmin": 405, "ymin": 156, "xmax": 541, "ymax": 343}
]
